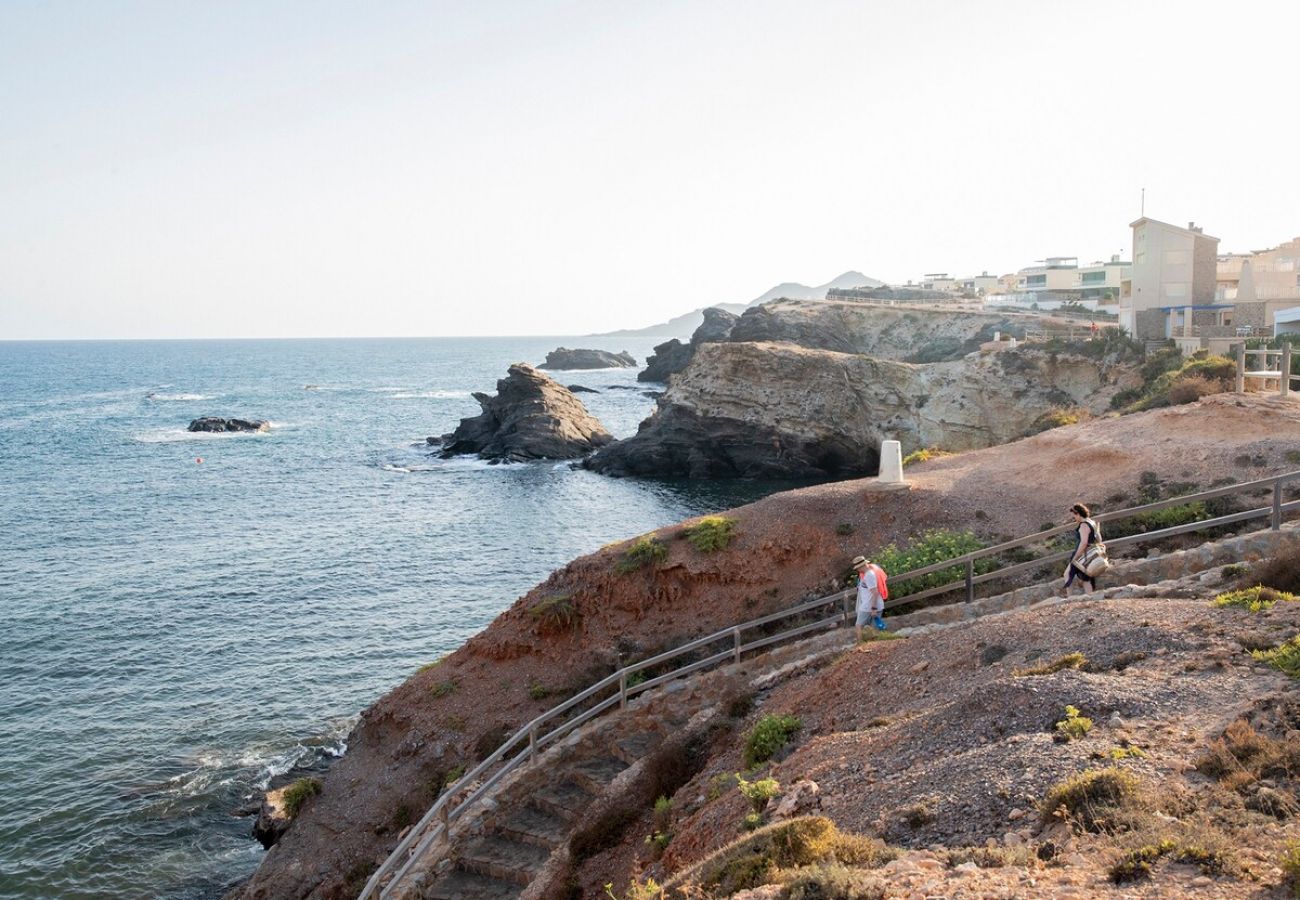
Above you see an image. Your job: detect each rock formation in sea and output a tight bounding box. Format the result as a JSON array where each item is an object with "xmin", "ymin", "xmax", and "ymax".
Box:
[
  {"xmin": 538, "ymin": 347, "xmax": 637, "ymax": 370},
  {"xmin": 187, "ymin": 416, "xmax": 270, "ymax": 433},
  {"xmin": 437, "ymin": 363, "xmax": 612, "ymax": 461},
  {"xmin": 587, "ymin": 339, "xmax": 1143, "ymax": 479},
  {"xmin": 639, "ymin": 306, "xmax": 739, "ymax": 383}
]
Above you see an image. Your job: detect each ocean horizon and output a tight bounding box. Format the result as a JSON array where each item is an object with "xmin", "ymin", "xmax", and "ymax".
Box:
[{"xmin": 0, "ymin": 337, "xmax": 789, "ymax": 899}]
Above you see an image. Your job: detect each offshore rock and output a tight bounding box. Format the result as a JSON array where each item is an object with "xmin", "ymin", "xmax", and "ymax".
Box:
[
  {"xmin": 440, "ymin": 363, "xmax": 612, "ymax": 461},
  {"xmin": 639, "ymin": 306, "xmax": 739, "ymax": 383},
  {"xmin": 539, "ymin": 347, "xmax": 636, "ymax": 370},
  {"xmin": 251, "ymin": 786, "xmax": 292, "ymax": 850},
  {"xmin": 587, "ymin": 341, "xmax": 1142, "ymax": 479},
  {"xmin": 187, "ymin": 416, "xmax": 270, "ymax": 433}
]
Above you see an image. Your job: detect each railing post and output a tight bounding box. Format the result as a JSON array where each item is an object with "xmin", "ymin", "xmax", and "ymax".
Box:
[
  {"xmin": 618, "ymin": 671, "xmax": 628, "ymax": 710},
  {"xmin": 1283, "ymin": 343, "xmax": 1293, "ymax": 399},
  {"xmin": 965, "ymin": 558, "xmax": 975, "ymax": 603},
  {"xmin": 732, "ymin": 626, "xmax": 742, "ymax": 662},
  {"xmin": 844, "ymin": 591, "xmax": 853, "ymax": 626},
  {"xmin": 439, "ymin": 803, "xmax": 450, "ymax": 842},
  {"xmin": 1274, "ymin": 480, "xmax": 1284, "ymax": 531},
  {"xmin": 1235, "ymin": 342, "xmax": 1246, "ymax": 393},
  {"xmin": 528, "ymin": 725, "xmax": 538, "ymax": 762}
]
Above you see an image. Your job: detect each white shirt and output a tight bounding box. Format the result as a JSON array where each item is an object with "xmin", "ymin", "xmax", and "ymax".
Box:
[{"xmin": 856, "ymin": 568, "xmax": 881, "ymax": 612}]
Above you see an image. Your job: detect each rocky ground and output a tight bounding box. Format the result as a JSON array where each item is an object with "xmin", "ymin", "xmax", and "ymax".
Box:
[
  {"xmin": 230, "ymin": 393, "xmax": 1300, "ymax": 899},
  {"xmin": 582, "ymin": 570, "xmax": 1300, "ymax": 899}
]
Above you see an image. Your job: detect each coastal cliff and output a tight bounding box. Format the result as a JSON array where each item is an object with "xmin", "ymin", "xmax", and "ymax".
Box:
[
  {"xmin": 230, "ymin": 395, "xmax": 1300, "ymax": 899},
  {"xmin": 587, "ymin": 340, "xmax": 1143, "ymax": 479}
]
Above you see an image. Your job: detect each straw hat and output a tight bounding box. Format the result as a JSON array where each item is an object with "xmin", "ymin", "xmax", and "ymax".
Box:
[{"xmin": 851, "ymin": 555, "xmax": 869, "ymax": 570}]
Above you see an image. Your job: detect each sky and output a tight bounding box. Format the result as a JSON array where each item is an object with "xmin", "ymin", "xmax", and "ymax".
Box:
[{"xmin": 3, "ymin": 0, "xmax": 1299, "ymax": 340}]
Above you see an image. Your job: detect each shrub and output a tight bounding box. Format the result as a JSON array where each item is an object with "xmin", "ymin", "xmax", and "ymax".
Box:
[
  {"xmin": 417, "ymin": 657, "xmax": 445, "ymax": 673},
  {"xmin": 737, "ymin": 775, "xmax": 781, "ymax": 813},
  {"xmin": 1107, "ymin": 745, "xmax": 1147, "ymax": 760},
  {"xmin": 1040, "ymin": 767, "xmax": 1140, "ymax": 832},
  {"xmin": 281, "ymin": 777, "xmax": 322, "ymax": 818},
  {"xmin": 743, "ymin": 714, "xmax": 802, "ymax": 768},
  {"xmin": 1253, "ymin": 636, "xmax": 1300, "ymax": 678},
  {"xmin": 1105, "ymin": 501, "xmax": 1211, "ymax": 539},
  {"xmin": 1014, "ymin": 652, "xmax": 1087, "ymax": 676},
  {"xmin": 780, "ymin": 865, "xmax": 888, "ymax": 900},
  {"xmin": 871, "ymin": 529, "xmax": 994, "ymax": 598},
  {"xmin": 1213, "ymin": 585, "xmax": 1298, "ymax": 613},
  {"xmin": 742, "ymin": 812, "xmax": 763, "ymax": 832},
  {"xmin": 528, "ymin": 682, "xmax": 549, "ymax": 700},
  {"xmin": 442, "ymin": 764, "xmax": 466, "ymax": 790},
  {"xmin": 617, "ymin": 536, "xmax": 668, "ymax": 574},
  {"xmin": 858, "ymin": 630, "xmax": 902, "ymax": 643},
  {"xmin": 707, "ymin": 772, "xmax": 739, "ymax": 801},
  {"xmin": 604, "ymin": 878, "xmax": 663, "ymax": 900},
  {"xmin": 899, "ymin": 803, "xmax": 933, "ymax": 828},
  {"xmin": 683, "ymin": 516, "xmax": 737, "ymax": 552},
  {"xmin": 1281, "ymin": 841, "xmax": 1300, "ymax": 897},
  {"xmin": 1221, "ymin": 563, "xmax": 1249, "ymax": 580},
  {"xmin": 1109, "ymin": 837, "xmax": 1236, "ymax": 884},
  {"xmin": 430, "ymin": 679, "xmax": 457, "ymax": 698},
  {"xmin": 902, "ymin": 447, "xmax": 949, "ymax": 467},
  {"xmin": 1055, "ymin": 705, "xmax": 1093, "ymax": 741},
  {"xmin": 1127, "ymin": 354, "xmax": 1234, "ymax": 410},
  {"xmin": 1254, "ymin": 554, "xmax": 1300, "ymax": 595},
  {"xmin": 530, "ymin": 594, "xmax": 581, "ymax": 634},
  {"xmin": 835, "ymin": 522, "xmax": 856, "ymax": 536},
  {"xmin": 1166, "ymin": 374, "xmax": 1219, "ymax": 405},
  {"xmin": 1194, "ymin": 719, "xmax": 1292, "ymax": 784}
]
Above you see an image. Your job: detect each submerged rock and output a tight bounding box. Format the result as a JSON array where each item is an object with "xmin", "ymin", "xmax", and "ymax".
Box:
[
  {"xmin": 539, "ymin": 347, "xmax": 636, "ymax": 370},
  {"xmin": 567, "ymin": 384, "xmax": 600, "ymax": 394},
  {"xmin": 639, "ymin": 306, "xmax": 738, "ymax": 383},
  {"xmin": 187, "ymin": 416, "xmax": 269, "ymax": 433},
  {"xmin": 439, "ymin": 363, "xmax": 612, "ymax": 461}
]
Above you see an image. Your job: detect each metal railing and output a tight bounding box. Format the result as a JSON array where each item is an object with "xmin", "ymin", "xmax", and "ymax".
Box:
[
  {"xmin": 360, "ymin": 468, "xmax": 1300, "ymax": 898},
  {"xmin": 1234, "ymin": 341, "xmax": 1295, "ymax": 399}
]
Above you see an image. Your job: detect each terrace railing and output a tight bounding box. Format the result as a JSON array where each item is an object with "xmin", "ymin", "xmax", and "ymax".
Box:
[{"xmin": 360, "ymin": 468, "xmax": 1300, "ymax": 899}]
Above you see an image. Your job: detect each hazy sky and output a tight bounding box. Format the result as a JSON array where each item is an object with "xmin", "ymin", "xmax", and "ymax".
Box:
[{"xmin": 3, "ymin": 0, "xmax": 1299, "ymax": 340}]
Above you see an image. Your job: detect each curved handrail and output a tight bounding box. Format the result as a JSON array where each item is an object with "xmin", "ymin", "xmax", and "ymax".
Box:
[{"xmin": 361, "ymin": 468, "xmax": 1300, "ymax": 898}]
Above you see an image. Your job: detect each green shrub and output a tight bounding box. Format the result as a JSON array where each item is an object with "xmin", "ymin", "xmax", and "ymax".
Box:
[
  {"xmin": 743, "ymin": 714, "xmax": 802, "ymax": 768},
  {"xmin": 742, "ymin": 812, "xmax": 763, "ymax": 832},
  {"xmin": 871, "ymin": 529, "xmax": 994, "ymax": 598},
  {"xmin": 1109, "ymin": 838, "xmax": 1235, "ymax": 884},
  {"xmin": 443, "ymin": 764, "xmax": 466, "ymax": 790},
  {"xmin": 781, "ymin": 865, "xmax": 887, "ymax": 900},
  {"xmin": 430, "ymin": 679, "xmax": 457, "ymax": 698},
  {"xmin": 683, "ymin": 516, "xmax": 736, "ymax": 552},
  {"xmin": 1055, "ymin": 705, "xmax": 1093, "ymax": 741},
  {"xmin": 902, "ymin": 447, "xmax": 949, "ymax": 467},
  {"xmin": 281, "ymin": 777, "xmax": 322, "ymax": 818},
  {"xmin": 1106, "ymin": 745, "xmax": 1147, "ymax": 760},
  {"xmin": 1014, "ymin": 652, "xmax": 1087, "ymax": 676},
  {"xmin": 1253, "ymin": 635, "xmax": 1300, "ymax": 678},
  {"xmin": 1028, "ymin": 407, "xmax": 1083, "ymax": 434},
  {"xmin": 1221, "ymin": 563, "xmax": 1249, "ymax": 580},
  {"xmin": 617, "ymin": 536, "xmax": 668, "ymax": 574},
  {"xmin": 707, "ymin": 772, "xmax": 739, "ymax": 801},
  {"xmin": 1126, "ymin": 354, "xmax": 1235, "ymax": 411},
  {"xmin": 737, "ymin": 775, "xmax": 781, "ymax": 813},
  {"xmin": 528, "ymin": 682, "xmax": 549, "ymax": 700},
  {"xmin": 1105, "ymin": 501, "xmax": 1211, "ymax": 539},
  {"xmin": 529, "ymin": 594, "xmax": 580, "ymax": 634},
  {"xmin": 1040, "ymin": 767, "xmax": 1140, "ymax": 831},
  {"xmin": 417, "ymin": 657, "xmax": 445, "ymax": 673},
  {"xmin": 604, "ymin": 877, "xmax": 663, "ymax": 900},
  {"xmin": 1280, "ymin": 841, "xmax": 1300, "ymax": 897},
  {"xmin": 834, "ymin": 522, "xmax": 856, "ymax": 536},
  {"xmin": 900, "ymin": 803, "xmax": 933, "ymax": 828},
  {"xmin": 1213, "ymin": 585, "xmax": 1298, "ymax": 613}
]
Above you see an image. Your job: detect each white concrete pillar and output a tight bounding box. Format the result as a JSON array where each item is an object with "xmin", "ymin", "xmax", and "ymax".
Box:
[{"xmin": 879, "ymin": 440, "xmax": 905, "ymax": 484}]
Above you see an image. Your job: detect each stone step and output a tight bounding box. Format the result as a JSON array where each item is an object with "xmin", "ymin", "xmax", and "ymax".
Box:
[
  {"xmin": 420, "ymin": 869, "xmax": 521, "ymax": 900},
  {"xmin": 611, "ymin": 730, "xmax": 660, "ymax": 766},
  {"xmin": 529, "ymin": 778, "xmax": 592, "ymax": 822},
  {"xmin": 495, "ymin": 805, "xmax": 568, "ymax": 850},
  {"xmin": 569, "ymin": 755, "xmax": 629, "ymax": 794},
  {"xmin": 457, "ymin": 835, "xmax": 550, "ymax": 886}
]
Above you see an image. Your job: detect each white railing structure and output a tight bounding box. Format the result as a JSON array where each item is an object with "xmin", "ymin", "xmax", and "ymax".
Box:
[
  {"xmin": 1234, "ymin": 341, "xmax": 1295, "ymax": 399},
  {"xmin": 360, "ymin": 468, "xmax": 1300, "ymax": 899}
]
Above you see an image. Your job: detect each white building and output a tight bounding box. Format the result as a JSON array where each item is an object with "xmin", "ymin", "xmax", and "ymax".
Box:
[
  {"xmin": 1121, "ymin": 218, "xmax": 1219, "ymax": 339},
  {"xmin": 1072, "ymin": 255, "xmax": 1130, "ymax": 301}
]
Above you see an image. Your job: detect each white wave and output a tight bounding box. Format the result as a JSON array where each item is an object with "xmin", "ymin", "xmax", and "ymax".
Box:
[
  {"xmin": 389, "ymin": 390, "xmax": 472, "ymax": 400},
  {"xmin": 145, "ymin": 392, "xmax": 215, "ymax": 402}
]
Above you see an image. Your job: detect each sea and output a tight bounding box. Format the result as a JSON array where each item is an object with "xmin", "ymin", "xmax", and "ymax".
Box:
[{"xmin": 0, "ymin": 337, "xmax": 786, "ymax": 900}]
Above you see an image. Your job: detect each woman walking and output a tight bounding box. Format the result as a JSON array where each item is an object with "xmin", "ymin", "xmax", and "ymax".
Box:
[{"xmin": 1062, "ymin": 502, "xmax": 1104, "ymax": 596}]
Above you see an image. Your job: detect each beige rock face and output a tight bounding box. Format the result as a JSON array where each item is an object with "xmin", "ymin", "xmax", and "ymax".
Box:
[{"xmin": 588, "ymin": 341, "xmax": 1142, "ymax": 478}]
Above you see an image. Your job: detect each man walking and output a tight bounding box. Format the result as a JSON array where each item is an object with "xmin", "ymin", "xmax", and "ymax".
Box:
[{"xmin": 853, "ymin": 555, "xmax": 886, "ymax": 642}]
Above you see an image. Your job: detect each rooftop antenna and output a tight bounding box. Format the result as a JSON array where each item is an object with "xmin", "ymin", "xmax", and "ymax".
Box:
[{"xmin": 1140, "ymin": 187, "xmax": 1145, "ymax": 217}]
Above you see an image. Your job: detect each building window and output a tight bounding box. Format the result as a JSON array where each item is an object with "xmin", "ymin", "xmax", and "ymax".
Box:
[
  {"xmin": 1276, "ymin": 258, "xmax": 1295, "ymax": 272},
  {"xmin": 1081, "ymin": 271, "xmax": 1106, "ymax": 284}
]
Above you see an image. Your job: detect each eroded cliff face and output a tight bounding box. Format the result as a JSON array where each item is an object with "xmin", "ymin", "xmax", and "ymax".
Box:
[{"xmin": 586, "ymin": 341, "xmax": 1143, "ymax": 478}]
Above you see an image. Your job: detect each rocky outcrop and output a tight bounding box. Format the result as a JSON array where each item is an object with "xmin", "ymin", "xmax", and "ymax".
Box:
[
  {"xmin": 726, "ymin": 299, "xmax": 1029, "ymax": 363},
  {"xmin": 539, "ymin": 348, "xmax": 636, "ymax": 370},
  {"xmin": 567, "ymin": 384, "xmax": 600, "ymax": 394},
  {"xmin": 251, "ymin": 788, "xmax": 292, "ymax": 850},
  {"xmin": 438, "ymin": 364, "xmax": 612, "ymax": 461},
  {"xmin": 187, "ymin": 416, "xmax": 269, "ymax": 433},
  {"xmin": 639, "ymin": 307, "xmax": 739, "ymax": 383},
  {"xmin": 587, "ymin": 341, "xmax": 1143, "ymax": 479}
]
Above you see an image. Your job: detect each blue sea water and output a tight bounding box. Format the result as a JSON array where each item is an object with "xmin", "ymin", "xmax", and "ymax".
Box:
[{"xmin": 0, "ymin": 338, "xmax": 781, "ymax": 900}]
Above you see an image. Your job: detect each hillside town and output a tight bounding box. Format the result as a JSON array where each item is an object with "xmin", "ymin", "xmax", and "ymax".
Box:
[{"xmin": 828, "ymin": 217, "xmax": 1300, "ymax": 358}]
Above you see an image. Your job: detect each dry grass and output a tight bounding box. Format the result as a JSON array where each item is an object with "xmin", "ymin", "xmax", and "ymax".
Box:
[
  {"xmin": 1013, "ymin": 652, "xmax": 1088, "ymax": 677},
  {"xmin": 1039, "ymin": 768, "xmax": 1140, "ymax": 832}
]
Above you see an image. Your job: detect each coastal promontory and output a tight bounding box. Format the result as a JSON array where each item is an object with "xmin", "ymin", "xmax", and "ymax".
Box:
[
  {"xmin": 639, "ymin": 306, "xmax": 739, "ymax": 383},
  {"xmin": 539, "ymin": 347, "xmax": 637, "ymax": 370},
  {"xmin": 436, "ymin": 363, "xmax": 612, "ymax": 461}
]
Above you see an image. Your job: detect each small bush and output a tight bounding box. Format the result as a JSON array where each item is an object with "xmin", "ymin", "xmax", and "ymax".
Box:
[
  {"xmin": 1167, "ymin": 374, "xmax": 1219, "ymax": 405},
  {"xmin": 281, "ymin": 777, "xmax": 322, "ymax": 818},
  {"xmin": 858, "ymin": 630, "xmax": 902, "ymax": 644},
  {"xmin": 1213, "ymin": 585, "xmax": 1298, "ymax": 613},
  {"xmin": 604, "ymin": 878, "xmax": 663, "ymax": 900},
  {"xmin": 1254, "ymin": 554, "xmax": 1300, "ymax": 595},
  {"xmin": 899, "ymin": 803, "xmax": 933, "ymax": 829},
  {"xmin": 737, "ymin": 775, "xmax": 781, "ymax": 813},
  {"xmin": 1107, "ymin": 745, "xmax": 1147, "ymax": 760},
  {"xmin": 707, "ymin": 772, "xmax": 739, "ymax": 801},
  {"xmin": 443, "ymin": 714, "xmax": 466, "ymax": 731},
  {"xmin": 417, "ymin": 657, "xmax": 445, "ymax": 673},
  {"xmin": 743, "ymin": 714, "xmax": 802, "ymax": 768},
  {"xmin": 1109, "ymin": 837, "xmax": 1236, "ymax": 884},
  {"xmin": 1055, "ymin": 705, "xmax": 1093, "ymax": 741},
  {"xmin": 902, "ymin": 447, "xmax": 949, "ymax": 467},
  {"xmin": 430, "ymin": 679, "xmax": 457, "ymax": 698},
  {"xmin": 1194, "ymin": 719, "xmax": 1291, "ymax": 785},
  {"xmin": 780, "ymin": 865, "xmax": 887, "ymax": 900},
  {"xmin": 1040, "ymin": 767, "xmax": 1140, "ymax": 832},
  {"xmin": 683, "ymin": 516, "xmax": 736, "ymax": 552},
  {"xmin": 1014, "ymin": 652, "xmax": 1088, "ymax": 676},
  {"xmin": 1028, "ymin": 407, "xmax": 1083, "ymax": 434},
  {"xmin": 871, "ymin": 529, "xmax": 994, "ymax": 598},
  {"xmin": 943, "ymin": 845, "xmax": 1037, "ymax": 868},
  {"xmin": 727, "ymin": 691, "xmax": 755, "ymax": 719},
  {"xmin": 834, "ymin": 522, "xmax": 856, "ymax": 536},
  {"xmin": 528, "ymin": 682, "xmax": 549, "ymax": 701},
  {"xmin": 443, "ymin": 764, "xmax": 466, "ymax": 790},
  {"xmin": 530, "ymin": 594, "xmax": 581, "ymax": 634},
  {"xmin": 617, "ymin": 536, "xmax": 668, "ymax": 574},
  {"xmin": 1280, "ymin": 841, "xmax": 1300, "ymax": 896},
  {"xmin": 1221, "ymin": 562, "xmax": 1249, "ymax": 580},
  {"xmin": 1254, "ymin": 635, "xmax": 1300, "ymax": 678},
  {"xmin": 742, "ymin": 812, "xmax": 763, "ymax": 832}
]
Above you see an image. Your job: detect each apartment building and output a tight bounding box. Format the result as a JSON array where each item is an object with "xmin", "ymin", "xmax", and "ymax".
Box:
[
  {"xmin": 1073, "ymin": 255, "xmax": 1130, "ymax": 301},
  {"xmin": 1121, "ymin": 217, "xmax": 1219, "ymax": 339}
]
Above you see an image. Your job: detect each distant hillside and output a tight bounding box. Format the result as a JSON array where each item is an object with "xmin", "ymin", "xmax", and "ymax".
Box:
[{"xmin": 590, "ymin": 270, "xmax": 883, "ymax": 339}]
